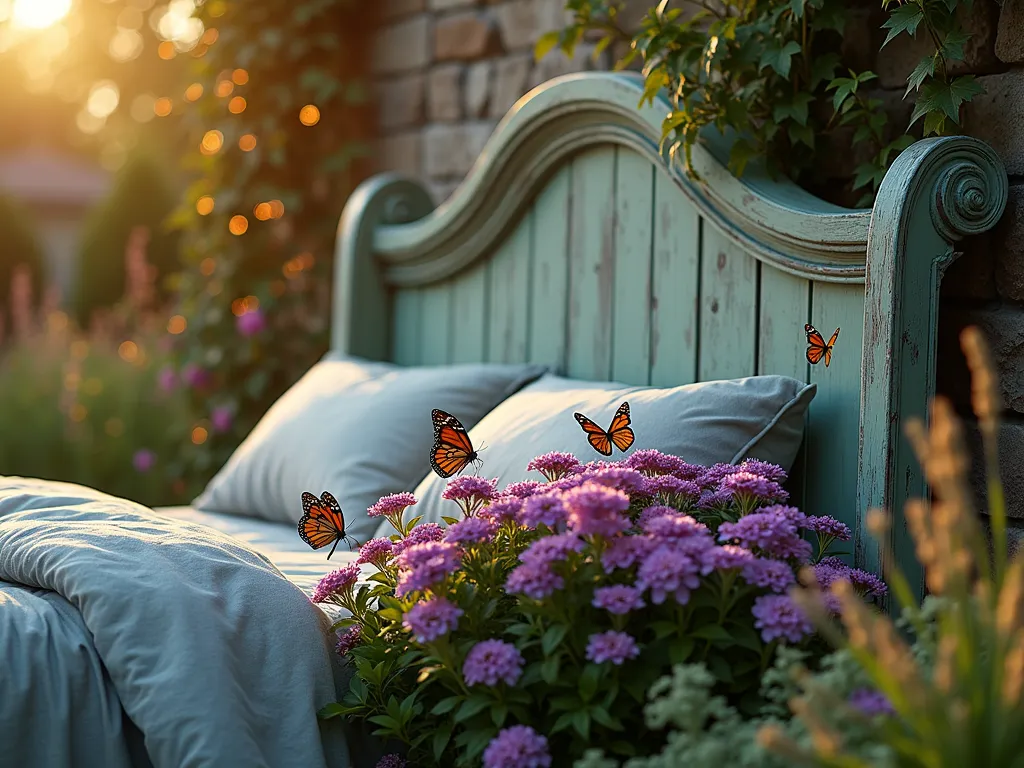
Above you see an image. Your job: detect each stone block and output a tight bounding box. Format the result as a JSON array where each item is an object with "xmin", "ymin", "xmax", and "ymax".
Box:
[
  {"xmin": 372, "ymin": 15, "xmax": 431, "ymax": 75},
  {"xmin": 375, "ymin": 131, "xmax": 423, "ymax": 177},
  {"xmin": 435, "ymin": 11, "xmax": 503, "ymax": 61},
  {"xmin": 992, "ymin": 185, "xmax": 1024, "ymax": 301},
  {"xmin": 429, "ymin": 0, "xmax": 480, "ymax": 8},
  {"xmin": 964, "ymin": 420, "xmax": 1024, "ymax": 519},
  {"xmin": 464, "ymin": 60, "xmax": 493, "ymax": 117},
  {"xmin": 427, "ymin": 64, "xmax": 464, "ymax": 122},
  {"xmin": 963, "ymin": 70, "xmax": 1024, "ymax": 176},
  {"xmin": 875, "ymin": 0, "xmax": 1002, "ymax": 89},
  {"xmin": 422, "ymin": 121, "xmax": 496, "ymax": 178},
  {"xmin": 529, "ymin": 42, "xmax": 606, "ymax": 89},
  {"xmin": 996, "ymin": 0, "xmax": 1024, "ymax": 63},
  {"xmin": 490, "ymin": 53, "xmax": 533, "ymax": 118},
  {"xmin": 939, "ymin": 306, "xmax": 1024, "ymax": 417},
  {"xmin": 942, "ymin": 243, "xmax": 996, "ymax": 301},
  {"xmin": 377, "ymin": 73, "xmax": 426, "ymax": 131},
  {"xmin": 496, "ymin": 0, "xmax": 571, "ymax": 51},
  {"xmin": 383, "ymin": 0, "xmax": 426, "ymax": 21}
]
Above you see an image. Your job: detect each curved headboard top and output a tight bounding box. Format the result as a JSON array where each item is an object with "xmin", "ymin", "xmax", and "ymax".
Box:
[{"xmin": 368, "ymin": 71, "xmax": 872, "ymax": 287}]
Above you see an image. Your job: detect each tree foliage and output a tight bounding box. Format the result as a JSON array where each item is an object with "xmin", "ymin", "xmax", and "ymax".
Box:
[{"xmin": 0, "ymin": 194, "xmax": 46, "ymax": 319}]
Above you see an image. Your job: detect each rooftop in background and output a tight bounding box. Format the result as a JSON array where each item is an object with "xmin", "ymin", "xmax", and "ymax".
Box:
[{"xmin": 0, "ymin": 148, "xmax": 111, "ymax": 208}]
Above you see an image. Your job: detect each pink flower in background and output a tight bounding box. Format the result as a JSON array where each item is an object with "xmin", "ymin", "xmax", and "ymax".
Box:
[
  {"xmin": 374, "ymin": 755, "xmax": 406, "ymax": 768},
  {"xmin": 181, "ymin": 363, "xmax": 210, "ymax": 389},
  {"xmin": 592, "ymin": 585, "xmax": 645, "ymax": 615},
  {"xmin": 132, "ymin": 449, "xmax": 156, "ymax": 473},
  {"xmin": 394, "ymin": 523, "xmax": 445, "ymax": 554},
  {"xmin": 483, "ymin": 726, "xmax": 551, "ymax": 768},
  {"xmin": 402, "ymin": 596, "xmax": 463, "ymax": 642},
  {"xmin": 157, "ymin": 365, "xmax": 177, "ymax": 393},
  {"xmin": 236, "ymin": 309, "xmax": 266, "ymax": 337},
  {"xmin": 369, "ymin": 492, "xmax": 418, "ymax": 518},
  {"xmin": 518, "ymin": 493, "xmax": 568, "ymax": 529},
  {"xmin": 445, "ymin": 516, "xmax": 497, "ymax": 545},
  {"xmin": 480, "ymin": 496, "xmax": 522, "ymax": 524},
  {"xmin": 752, "ymin": 594, "xmax": 813, "ymax": 643},
  {"xmin": 356, "ymin": 538, "xmax": 395, "ymax": 568},
  {"xmin": 395, "ymin": 541, "xmax": 462, "ymax": 597},
  {"xmin": 625, "ymin": 449, "xmax": 687, "ymax": 476},
  {"xmin": 503, "ymin": 480, "xmax": 542, "ymax": 499},
  {"xmin": 335, "ymin": 626, "xmax": 362, "ymax": 656},
  {"xmin": 210, "ymin": 406, "xmax": 233, "ymax": 433},
  {"xmin": 526, "ymin": 452, "xmax": 580, "ymax": 481},
  {"xmin": 563, "ymin": 482, "xmax": 630, "ymax": 538},
  {"xmin": 463, "ymin": 640, "xmax": 524, "ymax": 686}
]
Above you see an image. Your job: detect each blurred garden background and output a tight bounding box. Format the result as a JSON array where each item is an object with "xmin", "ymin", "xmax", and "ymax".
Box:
[{"xmin": 0, "ymin": 0, "xmax": 374, "ymax": 506}]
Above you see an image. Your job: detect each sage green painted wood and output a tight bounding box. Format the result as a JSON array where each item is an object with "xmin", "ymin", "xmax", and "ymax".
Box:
[
  {"xmin": 567, "ymin": 147, "xmax": 617, "ymax": 381},
  {"xmin": 611, "ymin": 151, "xmax": 655, "ymax": 385},
  {"xmin": 757, "ymin": 265, "xmax": 810, "ymax": 381},
  {"xmin": 488, "ymin": 210, "xmax": 533, "ymax": 364},
  {"xmin": 418, "ymin": 284, "xmax": 452, "ymax": 365},
  {"xmin": 391, "ymin": 289, "xmax": 423, "ymax": 366},
  {"xmin": 649, "ymin": 173, "xmax": 700, "ymax": 387},
  {"xmin": 448, "ymin": 259, "xmax": 489, "ymax": 364},
  {"xmin": 698, "ymin": 224, "xmax": 757, "ymax": 381},
  {"xmin": 858, "ymin": 136, "xmax": 1008, "ymax": 596},
  {"xmin": 804, "ymin": 282, "xmax": 865, "ymax": 539},
  {"xmin": 529, "ymin": 164, "xmax": 573, "ymax": 371}
]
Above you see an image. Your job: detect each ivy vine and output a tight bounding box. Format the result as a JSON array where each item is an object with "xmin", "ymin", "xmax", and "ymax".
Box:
[{"xmin": 537, "ymin": 0, "xmax": 984, "ymax": 207}]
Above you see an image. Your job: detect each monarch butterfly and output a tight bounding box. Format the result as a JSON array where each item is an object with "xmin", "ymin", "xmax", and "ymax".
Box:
[
  {"xmin": 805, "ymin": 323, "xmax": 840, "ymax": 368},
  {"xmin": 574, "ymin": 401, "xmax": 635, "ymax": 457},
  {"xmin": 429, "ymin": 409, "xmax": 481, "ymax": 478},
  {"xmin": 297, "ymin": 491, "xmax": 356, "ymax": 559}
]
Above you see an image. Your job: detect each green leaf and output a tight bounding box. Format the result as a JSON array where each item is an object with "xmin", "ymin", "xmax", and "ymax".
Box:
[
  {"xmin": 905, "ymin": 55, "xmax": 937, "ymax": 96},
  {"xmin": 940, "ymin": 28, "xmax": 971, "ymax": 61},
  {"xmin": 758, "ymin": 40, "xmax": 802, "ymax": 78},
  {"xmin": 579, "ymin": 663, "xmax": 602, "ymax": 703},
  {"xmin": 881, "ymin": 3, "xmax": 924, "ymax": 48},
  {"xmin": 455, "ymin": 696, "xmax": 490, "ymax": 723},
  {"xmin": 433, "ymin": 722, "xmax": 453, "ymax": 761},
  {"xmin": 551, "ymin": 712, "xmax": 575, "ymax": 734},
  {"xmin": 491, "ymin": 702, "xmax": 508, "ymax": 728},
  {"xmin": 572, "ymin": 709, "xmax": 592, "ymax": 740},
  {"xmin": 691, "ymin": 624, "xmax": 734, "ymax": 643},
  {"xmin": 541, "ymin": 654, "xmax": 561, "ymax": 685},
  {"xmin": 431, "ymin": 696, "xmax": 461, "ymax": 715},
  {"xmin": 809, "ymin": 52, "xmax": 841, "ymax": 89},
  {"xmin": 441, "ymin": 515, "xmax": 462, "ymax": 525},
  {"xmin": 593, "ymin": 34, "xmax": 614, "ymax": 61},
  {"xmin": 541, "ymin": 624, "xmax": 569, "ymax": 655},
  {"xmin": 317, "ymin": 703, "xmax": 346, "ymax": 719},
  {"xmin": 669, "ymin": 636, "xmax": 696, "ymax": 665},
  {"xmin": 534, "ymin": 30, "xmax": 560, "ymax": 62},
  {"xmin": 922, "ymin": 110, "xmax": 947, "ymax": 136},
  {"xmin": 772, "ymin": 92, "xmax": 814, "ymax": 126},
  {"xmin": 788, "ymin": 123, "xmax": 815, "ymax": 149}
]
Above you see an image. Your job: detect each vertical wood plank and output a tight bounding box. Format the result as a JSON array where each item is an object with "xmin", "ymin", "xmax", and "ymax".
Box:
[
  {"xmin": 391, "ymin": 288, "xmax": 422, "ymax": 366},
  {"xmin": 611, "ymin": 152, "xmax": 654, "ymax": 385},
  {"xmin": 529, "ymin": 164, "xmax": 572, "ymax": 372},
  {"xmin": 488, "ymin": 211, "xmax": 533, "ymax": 363},
  {"xmin": 803, "ymin": 282, "xmax": 865, "ymax": 542},
  {"xmin": 566, "ymin": 147, "xmax": 617, "ymax": 381},
  {"xmin": 757, "ymin": 265, "xmax": 810, "ymax": 381},
  {"xmin": 698, "ymin": 225, "xmax": 757, "ymax": 381},
  {"xmin": 418, "ymin": 283, "xmax": 452, "ymax": 365},
  {"xmin": 450, "ymin": 260, "xmax": 489, "ymax": 363},
  {"xmin": 649, "ymin": 176, "xmax": 700, "ymax": 387}
]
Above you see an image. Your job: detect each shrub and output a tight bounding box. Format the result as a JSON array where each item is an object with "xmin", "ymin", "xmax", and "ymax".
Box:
[
  {"xmin": 0, "ymin": 193, "xmax": 46, "ymax": 323},
  {"xmin": 74, "ymin": 151, "xmax": 180, "ymax": 327},
  {"xmin": 315, "ymin": 453, "xmax": 883, "ymax": 767}
]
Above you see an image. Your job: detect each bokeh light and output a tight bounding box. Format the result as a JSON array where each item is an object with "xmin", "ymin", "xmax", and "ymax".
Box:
[
  {"xmin": 299, "ymin": 105, "xmax": 320, "ymax": 126},
  {"xmin": 157, "ymin": 41, "xmax": 176, "ymax": 59},
  {"xmin": 131, "ymin": 94, "xmax": 156, "ymax": 122},
  {"xmin": 253, "ymin": 202, "xmax": 272, "ymax": 221},
  {"xmin": 11, "ymin": 0, "xmax": 72, "ymax": 30},
  {"xmin": 238, "ymin": 133, "xmax": 257, "ymax": 151},
  {"xmin": 185, "ymin": 83, "xmax": 204, "ymax": 101},
  {"xmin": 153, "ymin": 97, "xmax": 173, "ymax": 116},
  {"xmin": 196, "ymin": 195, "xmax": 215, "ymax": 215},
  {"xmin": 215, "ymin": 79, "xmax": 233, "ymax": 97},
  {"xmin": 191, "ymin": 426, "xmax": 208, "ymax": 445},
  {"xmin": 109, "ymin": 29, "xmax": 144, "ymax": 63},
  {"xmin": 268, "ymin": 199, "xmax": 285, "ymax": 218},
  {"xmin": 232, "ymin": 68, "xmax": 249, "ymax": 85},
  {"xmin": 118, "ymin": 340, "xmax": 139, "ymax": 363},
  {"xmin": 228, "ymin": 215, "xmax": 248, "ymax": 235},
  {"xmin": 167, "ymin": 315, "xmax": 187, "ymax": 334},
  {"xmin": 87, "ymin": 81, "xmax": 120, "ymax": 119},
  {"xmin": 199, "ymin": 258, "xmax": 216, "ymax": 276},
  {"xmin": 228, "ymin": 96, "xmax": 246, "ymax": 114},
  {"xmin": 200, "ymin": 129, "xmax": 223, "ymax": 154}
]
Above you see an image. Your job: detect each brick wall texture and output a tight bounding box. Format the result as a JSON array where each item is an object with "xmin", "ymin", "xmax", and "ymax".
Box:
[{"xmin": 370, "ymin": 0, "xmax": 1024, "ymax": 525}]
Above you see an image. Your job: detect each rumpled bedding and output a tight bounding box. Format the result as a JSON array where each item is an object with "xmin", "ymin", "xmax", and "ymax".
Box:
[{"xmin": 0, "ymin": 477, "xmax": 351, "ymax": 768}]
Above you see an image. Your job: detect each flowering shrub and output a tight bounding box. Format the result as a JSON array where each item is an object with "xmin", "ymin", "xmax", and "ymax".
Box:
[{"xmin": 314, "ymin": 451, "xmax": 883, "ymax": 766}]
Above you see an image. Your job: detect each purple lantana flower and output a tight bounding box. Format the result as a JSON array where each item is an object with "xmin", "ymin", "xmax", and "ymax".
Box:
[
  {"xmin": 625, "ymin": 449, "xmax": 686, "ymax": 476},
  {"xmin": 375, "ymin": 756, "xmax": 406, "ymax": 768},
  {"xmin": 518, "ymin": 492, "xmax": 568, "ymax": 529},
  {"xmin": 506, "ymin": 561, "xmax": 564, "ymax": 599},
  {"xmin": 848, "ymin": 688, "xmax": 895, "ymax": 717},
  {"xmin": 463, "ymin": 640, "xmax": 525, "ymax": 686},
  {"xmin": 132, "ymin": 449, "xmax": 156, "ymax": 473},
  {"xmin": 481, "ymin": 496, "xmax": 523, "ymax": 524},
  {"xmin": 736, "ymin": 458, "xmax": 788, "ymax": 483},
  {"xmin": 181, "ymin": 362, "xmax": 210, "ymax": 389},
  {"xmin": 814, "ymin": 558, "xmax": 887, "ymax": 600},
  {"xmin": 503, "ymin": 480, "xmax": 543, "ymax": 499},
  {"xmin": 368, "ymin": 492, "xmax": 418, "ymax": 534},
  {"xmin": 719, "ymin": 471, "xmax": 788, "ymax": 512},
  {"xmin": 394, "ymin": 522, "xmax": 445, "ymax": 554},
  {"xmin": 312, "ymin": 565, "xmax": 361, "ymax": 609},
  {"xmin": 803, "ymin": 515, "xmax": 852, "ymax": 541},
  {"xmin": 402, "ymin": 596, "xmax": 463, "ymax": 642},
  {"xmin": 483, "ymin": 726, "xmax": 551, "ymax": 768},
  {"xmin": 601, "ymin": 535, "xmax": 656, "ymax": 573},
  {"xmin": 741, "ymin": 558, "xmax": 797, "ymax": 592},
  {"xmin": 356, "ymin": 538, "xmax": 395, "ymax": 569},
  {"xmin": 718, "ymin": 507, "xmax": 812, "ymax": 561},
  {"xmin": 526, "ymin": 452, "xmax": 581, "ymax": 481},
  {"xmin": 636, "ymin": 544, "xmax": 702, "ymax": 605},
  {"xmin": 643, "ymin": 475, "xmax": 701, "ymax": 507},
  {"xmin": 445, "ymin": 516, "xmax": 496, "ymax": 545},
  {"xmin": 637, "ymin": 505, "xmax": 676, "ymax": 527},
  {"xmin": 395, "ymin": 541, "xmax": 462, "ymax": 597},
  {"xmin": 752, "ymin": 594, "xmax": 813, "ymax": 644},
  {"xmin": 586, "ymin": 630, "xmax": 640, "ymax": 665},
  {"xmin": 698, "ymin": 488, "xmax": 735, "ymax": 512},
  {"xmin": 442, "ymin": 476, "xmax": 498, "ymax": 516},
  {"xmin": 520, "ymin": 532, "xmax": 584, "ymax": 567},
  {"xmin": 210, "ymin": 405, "xmax": 233, "ymax": 433},
  {"xmin": 236, "ymin": 308, "xmax": 266, "ymax": 337},
  {"xmin": 588, "ymin": 466, "xmax": 648, "ymax": 495},
  {"xmin": 642, "ymin": 513, "xmax": 709, "ymax": 539},
  {"xmin": 701, "ymin": 544, "xmax": 756, "ymax": 573},
  {"xmin": 563, "ymin": 482, "xmax": 631, "ymax": 538},
  {"xmin": 592, "ymin": 585, "xmax": 645, "ymax": 614},
  {"xmin": 157, "ymin": 365, "xmax": 177, "ymax": 393},
  {"xmin": 335, "ymin": 626, "xmax": 362, "ymax": 656}
]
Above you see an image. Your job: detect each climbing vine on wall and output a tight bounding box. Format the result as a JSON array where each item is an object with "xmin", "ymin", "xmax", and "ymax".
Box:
[{"xmin": 539, "ymin": 0, "xmax": 982, "ymax": 207}]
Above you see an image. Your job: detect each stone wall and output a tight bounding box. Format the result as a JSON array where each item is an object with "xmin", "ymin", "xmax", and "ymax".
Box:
[{"xmin": 369, "ymin": 0, "xmax": 1024, "ymax": 524}]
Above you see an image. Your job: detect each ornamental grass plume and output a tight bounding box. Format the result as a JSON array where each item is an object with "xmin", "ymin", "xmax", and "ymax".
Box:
[{"xmin": 767, "ymin": 326, "xmax": 1024, "ymax": 768}]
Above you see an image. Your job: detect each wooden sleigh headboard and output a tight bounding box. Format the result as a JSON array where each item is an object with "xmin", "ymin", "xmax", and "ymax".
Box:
[{"xmin": 331, "ymin": 71, "xmax": 1007, "ymax": 588}]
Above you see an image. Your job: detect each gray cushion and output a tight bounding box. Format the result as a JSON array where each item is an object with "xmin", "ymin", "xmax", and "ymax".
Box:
[
  {"xmin": 395, "ymin": 373, "xmax": 815, "ymax": 533},
  {"xmin": 194, "ymin": 354, "xmax": 545, "ymax": 542}
]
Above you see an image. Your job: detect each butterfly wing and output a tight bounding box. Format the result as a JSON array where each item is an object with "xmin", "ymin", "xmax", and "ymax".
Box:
[
  {"xmin": 430, "ymin": 409, "xmax": 476, "ymax": 478},
  {"xmin": 805, "ymin": 323, "xmax": 826, "ymax": 365},
  {"xmin": 574, "ymin": 412, "xmax": 612, "ymax": 456},
  {"xmin": 607, "ymin": 401, "xmax": 635, "ymax": 453},
  {"xmin": 298, "ymin": 491, "xmax": 343, "ymax": 550},
  {"xmin": 824, "ymin": 327, "xmax": 840, "ymax": 368}
]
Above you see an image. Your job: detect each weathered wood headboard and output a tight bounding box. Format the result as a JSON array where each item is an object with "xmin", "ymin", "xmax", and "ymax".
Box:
[{"xmin": 332, "ymin": 72, "xmax": 1007, "ymax": 587}]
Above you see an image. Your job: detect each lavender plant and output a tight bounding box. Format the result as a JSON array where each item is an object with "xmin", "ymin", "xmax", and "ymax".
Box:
[{"xmin": 313, "ymin": 452, "xmax": 883, "ymax": 767}]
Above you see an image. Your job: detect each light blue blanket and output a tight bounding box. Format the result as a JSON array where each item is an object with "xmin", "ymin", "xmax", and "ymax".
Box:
[{"xmin": 0, "ymin": 478, "xmax": 351, "ymax": 768}]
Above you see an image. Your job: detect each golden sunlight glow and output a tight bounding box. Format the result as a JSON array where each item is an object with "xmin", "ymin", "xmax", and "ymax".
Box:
[
  {"xmin": 200, "ymin": 129, "xmax": 223, "ymax": 155},
  {"xmin": 153, "ymin": 97, "xmax": 173, "ymax": 117},
  {"xmin": 11, "ymin": 0, "xmax": 72, "ymax": 30},
  {"xmin": 231, "ymin": 69, "xmax": 248, "ymax": 85},
  {"xmin": 199, "ymin": 258, "xmax": 216, "ymax": 276},
  {"xmin": 253, "ymin": 202, "xmax": 272, "ymax": 221},
  {"xmin": 299, "ymin": 105, "xmax": 320, "ymax": 126},
  {"xmin": 118, "ymin": 340, "xmax": 139, "ymax": 363},
  {"xmin": 215, "ymin": 79, "xmax": 233, "ymax": 98},
  {"xmin": 185, "ymin": 83, "xmax": 204, "ymax": 101},
  {"xmin": 196, "ymin": 195, "xmax": 215, "ymax": 215},
  {"xmin": 228, "ymin": 215, "xmax": 248, "ymax": 235},
  {"xmin": 228, "ymin": 95, "xmax": 246, "ymax": 114},
  {"xmin": 191, "ymin": 426, "xmax": 208, "ymax": 445},
  {"xmin": 238, "ymin": 134, "xmax": 257, "ymax": 151},
  {"xmin": 167, "ymin": 315, "xmax": 187, "ymax": 334}
]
